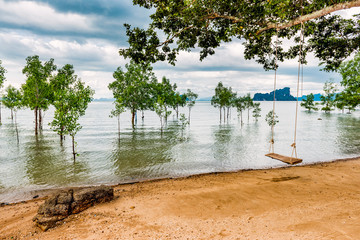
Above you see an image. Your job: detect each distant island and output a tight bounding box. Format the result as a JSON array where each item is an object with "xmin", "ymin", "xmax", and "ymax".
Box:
[
  {"xmin": 297, "ymin": 93, "xmax": 322, "ymax": 101},
  {"xmin": 253, "ymin": 87, "xmax": 296, "ymax": 101}
]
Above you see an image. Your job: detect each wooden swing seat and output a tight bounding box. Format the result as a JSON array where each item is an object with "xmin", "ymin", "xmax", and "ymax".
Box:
[{"xmin": 266, "ymin": 153, "xmax": 302, "ymax": 165}]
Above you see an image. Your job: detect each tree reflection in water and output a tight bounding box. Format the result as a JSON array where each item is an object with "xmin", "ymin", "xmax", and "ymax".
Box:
[
  {"xmin": 110, "ymin": 122, "xmax": 180, "ymax": 181},
  {"xmin": 24, "ymin": 134, "xmax": 89, "ymax": 186},
  {"xmin": 336, "ymin": 115, "xmax": 360, "ymax": 155}
]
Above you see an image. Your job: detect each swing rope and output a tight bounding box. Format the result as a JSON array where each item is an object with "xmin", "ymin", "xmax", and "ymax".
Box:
[
  {"xmin": 291, "ymin": 15, "xmax": 305, "ymax": 158},
  {"xmin": 269, "ymin": 27, "xmax": 279, "ymax": 154}
]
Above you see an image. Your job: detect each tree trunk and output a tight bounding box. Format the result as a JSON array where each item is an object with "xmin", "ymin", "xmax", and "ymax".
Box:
[
  {"xmin": 39, "ymin": 109, "xmax": 42, "ymax": 130},
  {"xmin": 248, "ymin": 108, "xmax": 250, "ymax": 122},
  {"xmin": 188, "ymin": 107, "xmax": 191, "ymax": 124},
  {"xmin": 223, "ymin": 107, "xmax": 225, "ymax": 123},
  {"xmin": 219, "ymin": 108, "xmax": 222, "ymax": 123},
  {"xmin": 117, "ymin": 115, "xmax": 120, "ymax": 138},
  {"xmin": 15, "ymin": 111, "xmax": 19, "ymax": 144},
  {"xmin": 0, "ymin": 101, "xmax": 2, "ymax": 125},
  {"xmin": 142, "ymin": 110, "xmax": 144, "ymax": 120},
  {"xmin": 34, "ymin": 107, "xmax": 38, "ymax": 135},
  {"xmin": 160, "ymin": 117, "xmax": 163, "ymax": 133},
  {"xmin": 176, "ymin": 106, "xmax": 179, "ymax": 119},
  {"xmin": 11, "ymin": 109, "xmax": 13, "ymax": 121},
  {"xmin": 60, "ymin": 126, "xmax": 64, "ymax": 142},
  {"xmin": 131, "ymin": 110, "xmax": 135, "ymax": 129},
  {"xmin": 72, "ymin": 135, "xmax": 76, "ymax": 162}
]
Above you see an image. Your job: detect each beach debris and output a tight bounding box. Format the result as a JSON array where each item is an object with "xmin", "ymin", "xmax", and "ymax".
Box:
[
  {"xmin": 0, "ymin": 202, "xmax": 10, "ymax": 207},
  {"xmin": 33, "ymin": 186, "xmax": 114, "ymax": 231}
]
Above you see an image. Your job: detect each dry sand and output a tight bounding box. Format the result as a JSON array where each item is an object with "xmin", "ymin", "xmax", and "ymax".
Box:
[{"xmin": 1, "ymin": 157, "xmax": 360, "ymax": 240}]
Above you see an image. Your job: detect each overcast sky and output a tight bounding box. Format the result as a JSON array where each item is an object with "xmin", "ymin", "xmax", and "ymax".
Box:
[{"xmin": 0, "ymin": 0, "xmax": 359, "ymax": 99}]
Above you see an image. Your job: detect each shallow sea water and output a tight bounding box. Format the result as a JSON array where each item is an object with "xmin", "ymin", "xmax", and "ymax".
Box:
[{"xmin": 0, "ymin": 101, "xmax": 359, "ymax": 202}]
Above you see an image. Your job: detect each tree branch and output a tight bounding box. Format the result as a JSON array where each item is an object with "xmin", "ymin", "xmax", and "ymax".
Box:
[
  {"xmin": 158, "ymin": 25, "xmax": 194, "ymax": 47},
  {"xmin": 205, "ymin": 12, "xmax": 243, "ymax": 23},
  {"xmin": 257, "ymin": 0, "xmax": 360, "ymax": 34}
]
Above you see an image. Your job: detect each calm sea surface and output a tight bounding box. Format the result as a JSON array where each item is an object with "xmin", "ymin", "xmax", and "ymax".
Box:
[{"xmin": 0, "ymin": 101, "xmax": 359, "ymax": 202}]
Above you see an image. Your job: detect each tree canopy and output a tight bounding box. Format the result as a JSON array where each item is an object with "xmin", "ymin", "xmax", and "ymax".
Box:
[
  {"xmin": 337, "ymin": 52, "xmax": 360, "ymax": 111},
  {"xmin": 0, "ymin": 60, "xmax": 7, "ymax": 125},
  {"xmin": 0, "ymin": 60, "xmax": 5, "ymax": 89},
  {"xmin": 3, "ymin": 85, "xmax": 22, "ymax": 116},
  {"xmin": 21, "ymin": 55, "xmax": 57, "ymax": 134},
  {"xmin": 109, "ymin": 61, "xmax": 157, "ymax": 128},
  {"xmin": 120, "ymin": 0, "xmax": 360, "ymax": 71},
  {"xmin": 50, "ymin": 64, "xmax": 94, "ymax": 159}
]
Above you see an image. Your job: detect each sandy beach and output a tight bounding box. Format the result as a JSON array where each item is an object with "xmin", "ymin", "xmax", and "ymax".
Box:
[{"xmin": 1, "ymin": 157, "xmax": 360, "ymax": 239}]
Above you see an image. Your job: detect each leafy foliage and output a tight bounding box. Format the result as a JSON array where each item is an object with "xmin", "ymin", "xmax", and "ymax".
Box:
[
  {"xmin": 178, "ymin": 113, "xmax": 189, "ymax": 140},
  {"xmin": 154, "ymin": 96, "xmax": 172, "ymax": 132},
  {"xmin": 0, "ymin": 59, "xmax": 7, "ymax": 125},
  {"xmin": 337, "ymin": 52, "xmax": 360, "ymax": 111},
  {"xmin": 172, "ymin": 92, "xmax": 187, "ymax": 118},
  {"xmin": 109, "ymin": 61, "xmax": 156, "ymax": 128},
  {"xmin": 320, "ymin": 80, "xmax": 338, "ymax": 113},
  {"xmin": 121, "ymin": 1, "xmax": 360, "ymax": 71},
  {"xmin": 22, "ymin": 56, "xmax": 56, "ymax": 111},
  {"xmin": 50, "ymin": 64, "xmax": 94, "ymax": 159},
  {"xmin": 0, "ymin": 60, "xmax": 5, "ymax": 89},
  {"xmin": 265, "ymin": 110, "xmax": 279, "ymax": 127},
  {"xmin": 211, "ymin": 82, "xmax": 236, "ymax": 122},
  {"xmin": 252, "ymin": 102, "xmax": 261, "ymax": 121},
  {"xmin": 300, "ymin": 93, "xmax": 318, "ymax": 112},
  {"xmin": 233, "ymin": 96, "xmax": 246, "ymax": 124},
  {"xmin": 186, "ymin": 88, "xmax": 198, "ymax": 123},
  {"xmin": 21, "ymin": 55, "xmax": 56, "ymax": 134},
  {"xmin": 2, "ymin": 85, "xmax": 23, "ymax": 115},
  {"xmin": 243, "ymin": 93, "xmax": 254, "ymax": 122}
]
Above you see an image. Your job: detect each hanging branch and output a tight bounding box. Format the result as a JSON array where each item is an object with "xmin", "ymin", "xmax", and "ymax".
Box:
[{"xmin": 257, "ymin": 0, "xmax": 360, "ymax": 34}]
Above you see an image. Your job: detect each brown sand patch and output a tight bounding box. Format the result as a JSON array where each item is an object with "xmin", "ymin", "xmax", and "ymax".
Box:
[{"xmin": 1, "ymin": 158, "xmax": 360, "ymax": 239}]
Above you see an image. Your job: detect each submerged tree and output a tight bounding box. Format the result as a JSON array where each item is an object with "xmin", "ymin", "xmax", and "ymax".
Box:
[
  {"xmin": 300, "ymin": 93, "xmax": 318, "ymax": 112},
  {"xmin": 338, "ymin": 52, "xmax": 360, "ymax": 112},
  {"xmin": 2, "ymin": 86, "xmax": 22, "ymax": 120},
  {"xmin": 244, "ymin": 93, "xmax": 254, "ymax": 122},
  {"xmin": 2, "ymin": 85, "xmax": 22, "ymax": 143},
  {"xmin": 252, "ymin": 102, "xmax": 261, "ymax": 121},
  {"xmin": 21, "ymin": 56, "xmax": 56, "ymax": 135},
  {"xmin": 109, "ymin": 99, "xmax": 126, "ymax": 138},
  {"xmin": 211, "ymin": 82, "xmax": 236, "ymax": 122},
  {"xmin": 172, "ymin": 92, "xmax": 187, "ymax": 119},
  {"xmin": 0, "ymin": 60, "xmax": 7, "ymax": 125},
  {"xmin": 109, "ymin": 61, "xmax": 156, "ymax": 128},
  {"xmin": 186, "ymin": 89, "xmax": 198, "ymax": 124},
  {"xmin": 233, "ymin": 96, "xmax": 246, "ymax": 124},
  {"xmin": 50, "ymin": 64, "xmax": 75, "ymax": 141},
  {"xmin": 211, "ymin": 82, "xmax": 225, "ymax": 122},
  {"xmin": 50, "ymin": 64, "xmax": 94, "ymax": 160},
  {"xmin": 151, "ymin": 76, "xmax": 176, "ymax": 123},
  {"xmin": 320, "ymin": 80, "xmax": 338, "ymax": 113},
  {"xmin": 265, "ymin": 110, "xmax": 279, "ymax": 128},
  {"xmin": 154, "ymin": 96, "xmax": 172, "ymax": 132},
  {"xmin": 178, "ymin": 113, "xmax": 189, "ymax": 140},
  {"xmin": 120, "ymin": 1, "xmax": 360, "ymax": 72},
  {"xmin": 334, "ymin": 91, "xmax": 356, "ymax": 113}
]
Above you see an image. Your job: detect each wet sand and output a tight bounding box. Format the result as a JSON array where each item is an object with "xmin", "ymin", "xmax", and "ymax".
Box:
[{"xmin": 1, "ymin": 157, "xmax": 360, "ymax": 239}]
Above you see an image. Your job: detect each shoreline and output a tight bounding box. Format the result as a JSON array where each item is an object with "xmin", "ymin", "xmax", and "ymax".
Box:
[
  {"xmin": 2, "ymin": 156, "xmax": 360, "ymax": 239},
  {"xmin": 1, "ymin": 155, "xmax": 359, "ymax": 205},
  {"xmin": 1, "ymin": 155, "xmax": 360, "ymax": 205}
]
